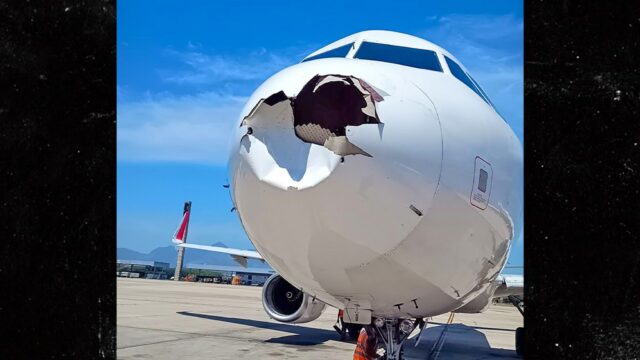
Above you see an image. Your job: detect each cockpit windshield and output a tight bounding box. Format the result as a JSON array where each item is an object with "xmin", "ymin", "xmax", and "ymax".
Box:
[
  {"xmin": 354, "ymin": 42, "xmax": 443, "ymax": 72},
  {"xmin": 302, "ymin": 43, "xmax": 354, "ymax": 62}
]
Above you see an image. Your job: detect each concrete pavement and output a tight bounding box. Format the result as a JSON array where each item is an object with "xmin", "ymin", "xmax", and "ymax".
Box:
[{"xmin": 117, "ymin": 278, "xmax": 522, "ymax": 359}]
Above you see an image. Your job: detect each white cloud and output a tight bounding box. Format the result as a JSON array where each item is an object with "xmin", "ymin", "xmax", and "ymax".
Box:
[
  {"xmin": 118, "ymin": 44, "xmax": 317, "ymax": 165},
  {"xmin": 160, "ymin": 46, "xmax": 312, "ymax": 85},
  {"xmin": 118, "ymin": 92, "xmax": 247, "ymax": 165},
  {"xmin": 422, "ymin": 14, "xmax": 523, "ymax": 60}
]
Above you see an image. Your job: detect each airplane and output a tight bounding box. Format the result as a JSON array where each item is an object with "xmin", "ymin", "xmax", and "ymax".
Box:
[{"xmin": 171, "ymin": 30, "xmax": 524, "ymax": 359}]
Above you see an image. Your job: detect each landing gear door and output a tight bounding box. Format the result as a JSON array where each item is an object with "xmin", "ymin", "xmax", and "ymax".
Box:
[{"xmin": 470, "ymin": 156, "xmax": 492, "ymax": 210}]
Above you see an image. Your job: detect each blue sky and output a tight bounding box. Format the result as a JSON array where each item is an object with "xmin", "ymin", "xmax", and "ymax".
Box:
[{"xmin": 117, "ymin": 0, "xmax": 523, "ymax": 273}]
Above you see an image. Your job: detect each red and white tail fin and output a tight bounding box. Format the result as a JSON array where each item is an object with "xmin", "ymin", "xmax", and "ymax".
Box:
[
  {"xmin": 168, "ymin": 200, "xmax": 264, "ymax": 265},
  {"xmin": 171, "ymin": 201, "xmax": 191, "ymax": 244}
]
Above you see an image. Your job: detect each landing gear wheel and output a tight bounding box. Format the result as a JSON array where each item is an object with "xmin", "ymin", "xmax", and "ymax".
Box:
[{"xmin": 515, "ymin": 327, "xmax": 524, "ymax": 356}]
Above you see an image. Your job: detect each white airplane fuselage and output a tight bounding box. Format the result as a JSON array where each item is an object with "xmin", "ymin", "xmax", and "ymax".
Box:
[{"xmin": 227, "ymin": 31, "xmax": 522, "ymax": 319}]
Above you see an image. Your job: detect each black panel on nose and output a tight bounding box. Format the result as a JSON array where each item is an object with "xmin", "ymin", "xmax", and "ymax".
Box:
[
  {"xmin": 242, "ymin": 74, "xmax": 384, "ymax": 157},
  {"xmin": 292, "ymin": 74, "xmax": 384, "ymax": 156},
  {"xmin": 294, "ymin": 75, "xmax": 377, "ymax": 137}
]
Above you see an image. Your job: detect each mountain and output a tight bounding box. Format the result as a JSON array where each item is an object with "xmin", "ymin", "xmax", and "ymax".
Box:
[
  {"xmin": 146, "ymin": 246, "xmax": 179, "ymax": 264},
  {"xmin": 117, "ymin": 242, "xmax": 271, "ymax": 269},
  {"xmin": 116, "ymin": 247, "xmax": 147, "ymax": 260}
]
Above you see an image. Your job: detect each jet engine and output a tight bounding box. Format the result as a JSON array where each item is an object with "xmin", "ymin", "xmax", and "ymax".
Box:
[{"xmin": 261, "ymin": 274, "xmax": 326, "ymax": 323}]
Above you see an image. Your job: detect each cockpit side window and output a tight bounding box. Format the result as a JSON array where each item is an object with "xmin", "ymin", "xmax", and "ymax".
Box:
[
  {"xmin": 354, "ymin": 42, "xmax": 443, "ymax": 72},
  {"xmin": 444, "ymin": 56, "xmax": 493, "ymax": 107},
  {"xmin": 302, "ymin": 43, "xmax": 354, "ymax": 62},
  {"xmin": 468, "ymin": 74, "xmax": 496, "ymax": 108}
]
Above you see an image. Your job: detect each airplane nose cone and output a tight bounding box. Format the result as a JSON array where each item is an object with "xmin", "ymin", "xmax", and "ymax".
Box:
[{"xmin": 229, "ymin": 70, "xmax": 442, "ymax": 294}]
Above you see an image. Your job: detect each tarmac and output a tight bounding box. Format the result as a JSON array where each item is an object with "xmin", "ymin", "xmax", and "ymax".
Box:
[{"xmin": 117, "ymin": 278, "xmax": 522, "ymax": 359}]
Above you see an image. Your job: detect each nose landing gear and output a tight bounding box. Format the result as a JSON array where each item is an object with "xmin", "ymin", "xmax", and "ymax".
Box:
[
  {"xmin": 374, "ymin": 318, "xmax": 425, "ymax": 360},
  {"xmin": 334, "ymin": 311, "xmax": 425, "ymax": 359}
]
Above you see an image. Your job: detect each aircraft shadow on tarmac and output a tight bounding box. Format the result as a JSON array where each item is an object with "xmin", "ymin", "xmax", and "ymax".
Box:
[
  {"xmin": 403, "ymin": 323, "xmax": 520, "ymax": 360},
  {"xmin": 428, "ymin": 321, "xmax": 517, "ymax": 333},
  {"xmin": 177, "ymin": 312, "xmax": 519, "ymax": 358},
  {"xmin": 177, "ymin": 311, "xmax": 342, "ymax": 346}
]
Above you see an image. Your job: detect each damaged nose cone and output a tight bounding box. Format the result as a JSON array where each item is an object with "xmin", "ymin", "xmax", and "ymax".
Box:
[
  {"xmin": 242, "ymin": 74, "xmax": 384, "ymax": 158},
  {"xmin": 293, "ymin": 74, "xmax": 383, "ymax": 157},
  {"xmin": 238, "ymin": 74, "xmax": 384, "ymax": 190}
]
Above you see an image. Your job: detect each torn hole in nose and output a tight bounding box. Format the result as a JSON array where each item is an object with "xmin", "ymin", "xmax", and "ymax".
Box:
[
  {"xmin": 241, "ymin": 74, "xmax": 384, "ymax": 158},
  {"xmin": 292, "ymin": 74, "xmax": 384, "ymax": 157}
]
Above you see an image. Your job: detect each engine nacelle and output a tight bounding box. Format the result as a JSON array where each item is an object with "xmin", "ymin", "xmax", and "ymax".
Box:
[{"xmin": 262, "ymin": 274, "xmax": 326, "ymax": 323}]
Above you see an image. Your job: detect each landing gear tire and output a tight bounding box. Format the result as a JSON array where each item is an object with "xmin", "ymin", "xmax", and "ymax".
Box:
[{"xmin": 515, "ymin": 327, "xmax": 524, "ymax": 356}]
